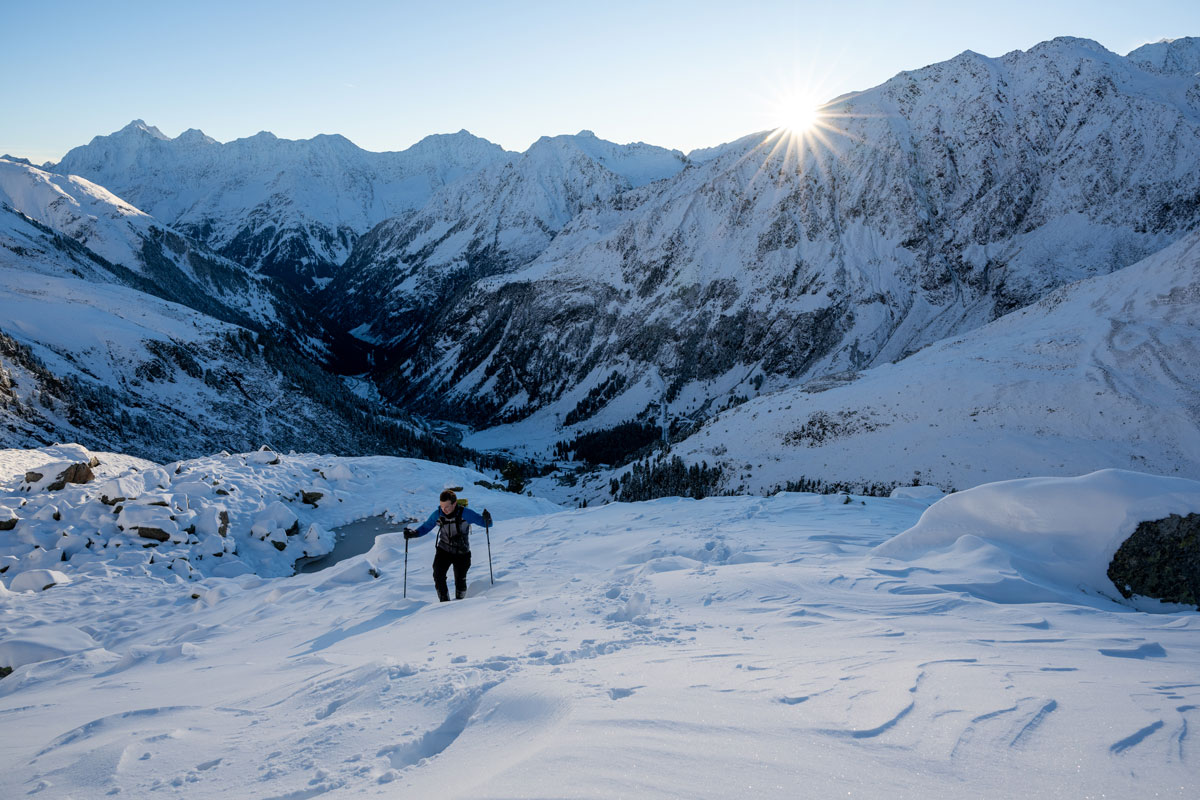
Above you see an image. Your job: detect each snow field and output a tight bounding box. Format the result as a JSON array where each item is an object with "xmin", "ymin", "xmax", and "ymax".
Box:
[{"xmin": 2, "ymin": 455, "xmax": 1198, "ymax": 797}]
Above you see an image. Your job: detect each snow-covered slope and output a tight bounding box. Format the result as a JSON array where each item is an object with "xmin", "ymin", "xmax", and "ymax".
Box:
[
  {"xmin": 647, "ymin": 226, "xmax": 1200, "ymax": 496},
  {"xmin": 0, "ymin": 163, "xmax": 467, "ymax": 462},
  {"xmin": 323, "ymin": 131, "xmax": 686, "ymax": 348},
  {"xmin": 367, "ymin": 37, "xmax": 1200, "ymax": 438},
  {"xmin": 0, "ymin": 158, "xmax": 305, "ymax": 337},
  {"xmin": 2, "ymin": 452, "xmax": 1197, "ymax": 797},
  {"xmin": 52, "ymin": 123, "xmax": 510, "ymax": 289}
]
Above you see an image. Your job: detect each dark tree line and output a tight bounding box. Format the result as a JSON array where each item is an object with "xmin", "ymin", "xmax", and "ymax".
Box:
[{"xmin": 614, "ymin": 455, "xmax": 724, "ymax": 502}]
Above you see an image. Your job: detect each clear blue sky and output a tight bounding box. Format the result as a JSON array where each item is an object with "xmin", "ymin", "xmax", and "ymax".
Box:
[{"xmin": 3, "ymin": 0, "xmax": 1198, "ymax": 163}]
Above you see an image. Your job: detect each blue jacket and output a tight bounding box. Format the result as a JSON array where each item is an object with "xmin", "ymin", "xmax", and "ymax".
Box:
[{"xmin": 412, "ymin": 505, "xmax": 490, "ymax": 553}]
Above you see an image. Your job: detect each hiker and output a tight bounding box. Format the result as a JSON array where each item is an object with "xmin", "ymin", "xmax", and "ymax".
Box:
[{"xmin": 404, "ymin": 489, "xmax": 492, "ymax": 601}]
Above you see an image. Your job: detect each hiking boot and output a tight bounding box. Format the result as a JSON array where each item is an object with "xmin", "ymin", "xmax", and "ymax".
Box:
[{"xmin": 455, "ymin": 587, "xmax": 467, "ymax": 600}]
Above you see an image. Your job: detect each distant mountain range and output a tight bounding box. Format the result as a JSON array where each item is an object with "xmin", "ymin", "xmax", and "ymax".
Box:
[
  {"xmin": 3, "ymin": 35, "xmax": 1198, "ymax": 491},
  {"xmin": 53, "ymin": 122, "xmax": 510, "ymax": 291}
]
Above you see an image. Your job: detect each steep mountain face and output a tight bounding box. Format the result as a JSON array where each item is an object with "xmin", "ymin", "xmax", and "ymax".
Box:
[
  {"xmin": 365, "ymin": 36, "xmax": 1200, "ymax": 440},
  {"xmin": 52, "ymin": 123, "xmax": 510, "ymax": 290},
  {"xmin": 322, "ymin": 132, "xmax": 686, "ymax": 352},
  {"xmin": 655, "ymin": 226, "xmax": 1200, "ymax": 497},
  {"xmin": 0, "ymin": 161, "xmax": 464, "ymax": 463},
  {"xmin": 0, "ymin": 158, "xmax": 308, "ymax": 334}
]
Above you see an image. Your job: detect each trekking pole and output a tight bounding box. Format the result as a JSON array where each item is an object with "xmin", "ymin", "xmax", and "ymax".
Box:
[
  {"xmin": 403, "ymin": 536, "xmax": 409, "ymax": 598},
  {"xmin": 486, "ymin": 522, "xmax": 494, "ymax": 585}
]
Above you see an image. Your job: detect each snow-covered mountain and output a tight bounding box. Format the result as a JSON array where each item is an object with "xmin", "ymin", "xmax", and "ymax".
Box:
[
  {"xmin": 52, "ymin": 122, "xmax": 510, "ymax": 289},
  {"xmin": 0, "ymin": 158, "xmax": 304, "ymax": 336},
  {"xmin": 322, "ymin": 131, "xmax": 686, "ymax": 351},
  {"xmin": 355, "ymin": 37, "xmax": 1200, "ymax": 441},
  {"xmin": 0, "ymin": 159, "xmax": 469, "ymax": 463},
  {"xmin": 640, "ymin": 224, "xmax": 1200, "ymax": 497}
]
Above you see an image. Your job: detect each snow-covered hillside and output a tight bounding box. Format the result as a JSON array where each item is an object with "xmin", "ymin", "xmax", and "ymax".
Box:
[
  {"xmin": 1, "ymin": 158, "xmax": 298, "ymax": 335},
  {"xmin": 322, "ymin": 131, "xmax": 686, "ymax": 353},
  {"xmin": 611, "ymin": 222, "xmax": 1200, "ymax": 498},
  {"xmin": 52, "ymin": 123, "xmax": 510, "ymax": 289},
  {"xmin": 360, "ymin": 37, "xmax": 1200, "ymax": 437},
  {"xmin": 2, "ymin": 450, "xmax": 1197, "ymax": 797},
  {"xmin": 0, "ymin": 160, "xmax": 464, "ymax": 462}
]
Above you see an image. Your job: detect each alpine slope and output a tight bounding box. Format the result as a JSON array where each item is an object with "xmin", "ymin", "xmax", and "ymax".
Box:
[{"xmin": 2, "ymin": 446, "xmax": 1198, "ymax": 798}]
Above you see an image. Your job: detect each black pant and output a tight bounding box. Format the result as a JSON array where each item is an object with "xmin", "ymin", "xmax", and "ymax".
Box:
[{"xmin": 432, "ymin": 547, "xmax": 471, "ymax": 601}]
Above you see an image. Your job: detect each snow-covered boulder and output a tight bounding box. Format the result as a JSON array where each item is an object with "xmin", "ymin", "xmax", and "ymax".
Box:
[
  {"xmin": 872, "ymin": 470, "xmax": 1200, "ymax": 602},
  {"xmin": 21, "ymin": 460, "xmax": 95, "ymax": 492},
  {"xmin": 0, "ymin": 624, "xmax": 95, "ymax": 669},
  {"xmin": 9, "ymin": 568, "xmax": 71, "ymax": 592},
  {"xmin": 247, "ymin": 448, "xmax": 280, "ymax": 466},
  {"xmin": 888, "ymin": 485, "xmax": 947, "ymax": 502},
  {"xmin": 116, "ymin": 504, "xmax": 181, "ymax": 543}
]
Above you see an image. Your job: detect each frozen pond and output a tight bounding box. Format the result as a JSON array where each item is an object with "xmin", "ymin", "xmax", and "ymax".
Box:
[{"xmin": 296, "ymin": 515, "xmax": 406, "ymax": 573}]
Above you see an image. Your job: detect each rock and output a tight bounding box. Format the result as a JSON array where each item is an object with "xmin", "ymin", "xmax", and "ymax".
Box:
[
  {"xmin": 0, "ymin": 514, "xmax": 17, "ymax": 531},
  {"xmin": 39, "ymin": 462, "xmax": 96, "ymax": 491},
  {"xmin": 137, "ymin": 527, "xmax": 171, "ymax": 543},
  {"xmin": 272, "ymin": 540, "xmax": 288, "ymax": 552},
  {"xmin": 1108, "ymin": 513, "xmax": 1200, "ymax": 608},
  {"xmin": 0, "ymin": 666, "xmax": 11, "ymax": 679},
  {"xmin": 301, "ymin": 491, "xmax": 323, "ymax": 506}
]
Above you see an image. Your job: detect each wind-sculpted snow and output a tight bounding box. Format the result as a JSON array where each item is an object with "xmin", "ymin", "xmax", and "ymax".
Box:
[
  {"xmin": 53, "ymin": 123, "xmax": 511, "ymax": 289},
  {"xmin": 365, "ymin": 37, "xmax": 1200, "ymax": 441},
  {"xmin": 872, "ymin": 470, "xmax": 1200, "ymax": 602},
  {"xmin": 1, "ymin": 454, "xmax": 1197, "ymax": 797}
]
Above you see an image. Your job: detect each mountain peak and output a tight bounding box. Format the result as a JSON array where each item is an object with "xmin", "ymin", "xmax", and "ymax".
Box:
[
  {"xmin": 1029, "ymin": 36, "xmax": 1115, "ymax": 58},
  {"xmin": 177, "ymin": 128, "xmax": 218, "ymax": 146},
  {"xmin": 118, "ymin": 119, "xmax": 169, "ymax": 140},
  {"xmin": 1127, "ymin": 36, "xmax": 1200, "ymax": 75}
]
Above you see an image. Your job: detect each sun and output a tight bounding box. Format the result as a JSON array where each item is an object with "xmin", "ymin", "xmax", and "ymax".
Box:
[
  {"xmin": 782, "ymin": 103, "xmax": 822, "ymax": 134},
  {"xmin": 774, "ymin": 91, "xmax": 825, "ymax": 135}
]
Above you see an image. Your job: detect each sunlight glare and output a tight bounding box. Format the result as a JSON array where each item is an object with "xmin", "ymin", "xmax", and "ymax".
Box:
[{"xmin": 781, "ymin": 99, "xmax": 822, "ymax": 134}]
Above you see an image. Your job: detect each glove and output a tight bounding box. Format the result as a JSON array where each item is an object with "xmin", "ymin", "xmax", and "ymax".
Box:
[
  {"xmin": 481, "ymin": 510, "xmax": 492, "ymax": 527},
  {"xmin": 403, "ymin": 528, "xmax": 418, "ymax": 540}
]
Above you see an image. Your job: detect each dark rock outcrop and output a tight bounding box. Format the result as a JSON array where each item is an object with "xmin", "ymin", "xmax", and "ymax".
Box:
[
  {"xmin": 1108, "ymin": 513, "xmax": 1200, "ymax": 608},
  {"xmin": 136, "ymin": 527, "xmax": 172, "ymax": 543},
  {"xmin": 48, "ymin": 462, "xmax": 96, "ymax": 490}
]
